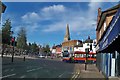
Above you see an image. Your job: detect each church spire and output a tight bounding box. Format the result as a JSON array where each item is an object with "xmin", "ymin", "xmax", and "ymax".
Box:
[{"xmin": 64, "ymin": 24, "xmax": 70, "ymax": 42}]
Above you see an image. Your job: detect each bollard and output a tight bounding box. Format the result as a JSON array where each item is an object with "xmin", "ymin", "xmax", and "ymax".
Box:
[{"xmin": 23, "ymin": 56, "xmax": 25, "ymax": 61}]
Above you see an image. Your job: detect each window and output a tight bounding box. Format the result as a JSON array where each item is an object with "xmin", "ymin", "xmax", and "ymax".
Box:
[
  {"xmin": 104, "ymin": 21, "xmax": 107, "ymax": 31},
  {"xmin": 76, "ymin": 47, "xmax": 78, "ymax": 49},
  {"xmin": 87, "ymin": 43, "xmax": 89, "ymax": 46},
  {"xmin": 100, "ymin": 30, "xmax": 101, "ymax": 38}
]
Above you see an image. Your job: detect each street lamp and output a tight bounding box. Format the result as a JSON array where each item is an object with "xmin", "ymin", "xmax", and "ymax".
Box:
[
  {"xmin": 85, "ymin": 48, "xmax": 89, "ymax": 70},
  {"xmin": 11, "ymin": 37, "xmax": 15, "ymax": 62},
  {"xmin": 23, "ymin": 50, "xmax": 26, "ymax": 61}
]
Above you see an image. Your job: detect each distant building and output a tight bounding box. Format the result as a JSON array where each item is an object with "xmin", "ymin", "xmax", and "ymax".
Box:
[
  {"xmin": 62, "ymin": 24, "xmax": 82, "ymax": 56},
  {"xmin": 74, "ymin": 37, "xmax": 96, "ymax": 53},
  {"xmin": 62, "ymin": 40, "xmax": 82, "ymax": 54},
  {"xmin": 64, "ymin": 24, "xmax": 70, "ymax": 42},
  {"xmin": 56, "ymin": 45, "xmax": 62, "ymax": 57},
  {"xmin": 51, "ymin": 45, "xmax": 56, "ymax": 54},
  {"xmin": 51, "ymin": 44, "xmax": 62, "ymax": 57},
  {"xmin": 96, "ymin": 3, "xmax": 120, "ymax": 77}
]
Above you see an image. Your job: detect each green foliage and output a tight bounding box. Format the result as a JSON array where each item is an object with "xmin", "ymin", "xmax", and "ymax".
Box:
[
  {"xmin": 16, "ymin": 27, "xmax": 27, "ymax": 50},
  {"xmin": 2, "ymin": 19, "xmax": 12, "ymax": 45},
  {"xmin": 30, "ymin": 42, "xmax": 39, "ymax": 53},
  {"xmin": 42, "ymin": 44, "xmax": 50, "ymax": 55}
]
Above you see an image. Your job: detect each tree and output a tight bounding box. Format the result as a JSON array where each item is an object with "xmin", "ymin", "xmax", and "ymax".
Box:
[
  {"xmin": 42, "ymin": 44, "xmax": 50, "ymax": 56},
  {"xmin": 27, "ymin": 43, "xmax": 32, "ymax": 53},
  {"xmin": 30, "ymin": 42, "xmax": 39, "ymax": 55},
  {"xmin": 16, "ymin": 27, "xmax": 27, "ymax": 50},
  {"xmin": 2, "ymin": 19, "xmax": 12, "ymax": 45}
]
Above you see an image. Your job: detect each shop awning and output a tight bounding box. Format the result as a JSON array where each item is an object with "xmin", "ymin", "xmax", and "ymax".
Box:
[{"xmin": 98, "ymin": 8, "xmax": 120, "ymax": 52}]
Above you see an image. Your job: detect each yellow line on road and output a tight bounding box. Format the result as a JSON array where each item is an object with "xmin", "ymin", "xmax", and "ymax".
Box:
[{"xmin": 71, "ymin": 71, "xmax": 80, "ymax": 80}]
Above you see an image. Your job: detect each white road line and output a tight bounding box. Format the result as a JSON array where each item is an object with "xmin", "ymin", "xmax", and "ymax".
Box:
[
  {"xmin": 74, "ymin": 74, "xmax": 78, "ymax": 79},
  {"xmin": 2, "ymin": 74, "xmax": 16, "ymax": 78},
  {"xmin": 58, "ymin": 72, "xmax": 65, "ymax": 78},
  {"xmin": 72, "ymin": 74, "xmax": 75, "ymax": 78},
  {"xmin": 20, "ymin": 75, "xmax": 25, "ymax": 78},
  {"xmin": 26, "ymin": 67, "xmax": 42, "ymax": 72},
  {"xmin": 71, "ymin": 71, "xmax": 80, "ymax": 79},
  {"xmin": 72, "ymin": 72, "xmax": 76, "ymax": 78}
]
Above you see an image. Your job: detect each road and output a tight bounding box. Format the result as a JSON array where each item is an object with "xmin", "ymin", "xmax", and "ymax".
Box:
[{"xmin": 2, "ymin": 57, "xmax": 79, "ymax": 79}]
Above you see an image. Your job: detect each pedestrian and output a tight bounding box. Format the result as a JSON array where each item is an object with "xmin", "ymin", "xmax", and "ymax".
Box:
[
  {"xmin": 71, "ymin": 56, "xmax": 74, "ymax": 63},
  {"xmin": 69, "ymin": 57, "xmax": 72, "ymax": 63}
]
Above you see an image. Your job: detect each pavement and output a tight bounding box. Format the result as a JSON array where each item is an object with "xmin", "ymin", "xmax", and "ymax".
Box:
[
  {"xmin": 71, "ymin": 63, "xmax": 105, "ymax": 80},
  {"xmin": 108, "ymin": 77, "xmax": 120, "ymax": 80},
  {"xmin": 1, "ymin": 55, "xmax": 39, "ymax": 59}
]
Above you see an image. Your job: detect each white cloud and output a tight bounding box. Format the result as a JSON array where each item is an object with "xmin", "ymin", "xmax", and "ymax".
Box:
[
  {"xmin": 21, "ymin": 12, "xmax": 40, "ymax": 23},
  {"xmin": 42, "ymin": 5, "xmax": 65, "ymax": 13},
  {"xmin": 20, "ymin": 4, "xmax": 67, "ymax": 33},
  {"xmin": 20, "ymin": 2, "xmax": 115, "ymax": 38},
  {"xmin": 40, "ymin": 5, "xmax": 66, "ymax": 20},
  {"xmin": 42, "ymin": 3, "xmax": 98, "ymax": 33},
  {"xmin": 21, "ymin": 4, "xmax": 66, "ymax": 23},
  {"xmin": 21, "ymin": 12, "xmax": 41, "ymax": 33}
]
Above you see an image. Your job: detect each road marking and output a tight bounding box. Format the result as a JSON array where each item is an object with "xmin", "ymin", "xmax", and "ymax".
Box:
[
  {"xmin": 74, "ymin": 74, "xmax": 78, "ymax": 78},
  {"xmin": 26, "ymin": 67, "xmax": 42, "ymax": 72},
  {"xmin": 2, "ymin": 73, "xmax": 16, "ymax": 78},
  {"xmin": 20, "ymin": 75, "xmax": 25, "ymax": 78},
  {"xmin": 58, "ymin": 72, "xmax": 65, "ymax": 78},
  {"xmin": 71, "ymin": 71, "xmax": 80, "ymax": 80},
  {"xmin": 72, "ymin": 74, "xmax": 75, "ymax": 78}
]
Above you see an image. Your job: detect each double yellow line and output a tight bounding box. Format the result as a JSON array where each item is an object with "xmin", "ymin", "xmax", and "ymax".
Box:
[{"xmin": 71, "ymin": 71, "xmax": 80, "ymax": 80}]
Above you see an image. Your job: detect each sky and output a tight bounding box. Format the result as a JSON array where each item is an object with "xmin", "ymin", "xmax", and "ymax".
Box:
[{"xmin": 1, "ymin": 2, "xmax": 118, "ymax": 47}]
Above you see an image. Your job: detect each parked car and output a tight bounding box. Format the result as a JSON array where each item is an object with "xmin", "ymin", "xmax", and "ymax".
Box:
[{"xmin": 38, "ymin": 55, "xmax": 45, "ymax": 58}]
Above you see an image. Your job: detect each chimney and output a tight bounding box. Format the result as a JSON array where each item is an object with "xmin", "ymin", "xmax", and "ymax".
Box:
[{"xmin": 97, "ymin": 8, "xmax": 101, "ymax": 25}]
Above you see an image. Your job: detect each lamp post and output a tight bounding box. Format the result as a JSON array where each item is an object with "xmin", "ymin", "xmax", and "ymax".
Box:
[
  {"xmin": 23, "ymin": 50, "xmax": 26, "ymax": 61},
  {"xmin": 85, "ymin": 48, "xmax": 89, "ymax": 70},
  {"xmin": 11, "ymin": 37, "xmax": 15, "ymax": 62}
]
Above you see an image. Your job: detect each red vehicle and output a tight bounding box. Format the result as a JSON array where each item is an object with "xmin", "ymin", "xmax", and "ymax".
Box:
[
  {"xmin": 62, "ymin": 51, "xmax": 96, "ymax": 63},
  {"xmin": 62, "ymin": 51, "xmax": 70, "ymax": 62},
  {"xmin": 74, "ymin": 51, "xmax": 96, "ymax": 63}
]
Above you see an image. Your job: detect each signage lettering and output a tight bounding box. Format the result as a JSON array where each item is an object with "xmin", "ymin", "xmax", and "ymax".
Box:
[{"xmin": 102, "ymin": 39, "xmax": 108, "ymax": 49}]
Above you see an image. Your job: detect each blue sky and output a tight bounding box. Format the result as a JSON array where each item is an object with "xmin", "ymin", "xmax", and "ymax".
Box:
[{"xmin": 2, "ymin": 2, "xmax": 118, "ymax": 47}]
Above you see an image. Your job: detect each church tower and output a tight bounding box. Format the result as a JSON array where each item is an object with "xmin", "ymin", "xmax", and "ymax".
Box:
[{"xmin": 64, "ymin": 24, "xmax": 70, "ymax": 42}]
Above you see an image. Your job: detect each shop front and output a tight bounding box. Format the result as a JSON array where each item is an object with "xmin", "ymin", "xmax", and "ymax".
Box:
[{"xmin": 96, "ymin": 8, "xmax": 120, "ymax": 77}]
